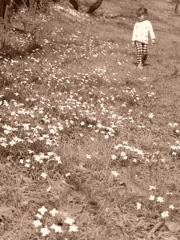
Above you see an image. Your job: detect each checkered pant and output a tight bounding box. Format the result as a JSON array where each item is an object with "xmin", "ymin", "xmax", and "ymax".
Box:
[{"xmin": 135, "ymin": 41, "xmax": 148, "ymax": 64}]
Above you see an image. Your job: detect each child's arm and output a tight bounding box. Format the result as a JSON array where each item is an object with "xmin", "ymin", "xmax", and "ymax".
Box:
[
  {"xmin": 148, "ymin": 21, "xmax": 156, "ymax": 43},
  {"xmin": 132, "ymin": 23, "xmax": 137, "ymax": 44}
]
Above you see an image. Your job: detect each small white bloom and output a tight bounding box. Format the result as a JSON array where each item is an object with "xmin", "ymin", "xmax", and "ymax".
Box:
[
  {"xmin": 54, "ymin": 156, "xmax": 62, "ymax": 164},
  {"xmin": 25, "ymin": 163, "xmax": 30, "ymax": 168},
  {"xmin": 122, "ymin": 103, "xmax": 126, "ymax": 107},
  {"xmin": 41, "ymin": 172, "xmax": 47, "ymax": 179},
  {"xmin": 65, "ymin": 173, "xmax": 71, "ymax": 177},
  {"xmin": 38, "ymin": 206, "xmax": 48, "ymax": 215},
  {"xmin": 35, "ymin": 213, "xmax": 42, "ymax": 219},
  {"xmin": 69, "ymin": 224, "xmax": 78, "ymax": 232},
  {"xmin": 19, "ymin": 159, "xmax": 24, "ymax": 164},
  {"xmin": 148, "ymin": 113, "xmax": 154, "ymax": 119},
  {"xmin": 111, "ymin": 155, "xmax": 117, "ymax": 160},
  {"xmin": 86, "ymin": 154, "xmax": 91, "ymax": 159},
  {"xmin": 50, "ymin": 208, "xmax": 58, "ymax": 216},
  {"xmin": 40, "ymin": 226, "xmax": 50, "ymax": 236},
  {"xmin": 64, "ymin": 217, "xmax": 75, "ymax": 225},
  {"xmin": 111, "ymin": 171, "xmax": 119, "ymax": 177},
  {"xmin": 157, "ymin": 197, "xmax": 164, "ymax": 203},
  {"xmin": 50, "ymin": 224, "xmax": 63, "ymax": 233},
  {"xmin": 161, "ymin": 211, "xmax": 169, "ymax": 218},
  {"xmin": 33, "ymin": 219, "xmax": 42, "ymax": 227},
  {"xmin": 136, "ymin": 202, "xmax": 142, "ymax": 210},
  {"xmin": 149, "ymin": 186, "xmax": 156, "ymax": 190},
  {"xmin": 149, "ymin": 195, "xmax": 155, "ymax": 201},
  {"xmin": 169, "ymin": 204, "xmax": 175, "ymax": 210},
  {"xmin": 121, "ymin": 151, "xmax": 127, "ymax": 160}
]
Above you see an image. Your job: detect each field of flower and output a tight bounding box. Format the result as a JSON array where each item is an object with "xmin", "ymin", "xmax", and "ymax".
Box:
[{"xmin": 0, "ymin": 0, "xmax": 180, "ymax": 239}]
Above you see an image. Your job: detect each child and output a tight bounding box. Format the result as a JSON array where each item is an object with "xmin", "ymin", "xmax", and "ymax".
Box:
[{"xmin": 132, "ymin": 7, "xmax": 156, "ymax": 69}]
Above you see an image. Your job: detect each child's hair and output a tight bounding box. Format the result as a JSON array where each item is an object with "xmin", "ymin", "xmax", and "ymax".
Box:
[{"xmin": 136, "ymin": 7, "xmax": 148, "ymax": 17}]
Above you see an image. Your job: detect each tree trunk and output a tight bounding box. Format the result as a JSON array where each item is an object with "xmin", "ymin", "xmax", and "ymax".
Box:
[
  {"xmin": 69, "ymin": 0, "xmax": 79, "ymax": 11},
  {"xmin": 174, "ymin": 0, "xmax": 180, "ymax": 13},
  {"xmin": 0, "ymin": 0, "xmax": 10, "ymax": 19},
  {"xmin": 87, "ymin": 0, "xmax": 103, "ymax": 14}
]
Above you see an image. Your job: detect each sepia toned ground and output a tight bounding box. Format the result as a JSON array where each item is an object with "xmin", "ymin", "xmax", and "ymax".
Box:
[{"xmin": 0, "ymin": 0, "xmax": 180, "ymax": 239}]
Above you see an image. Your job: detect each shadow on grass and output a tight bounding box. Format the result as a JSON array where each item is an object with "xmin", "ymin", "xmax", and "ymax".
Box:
[
  {"xmin": 0, "ymin": 39, "xmax": 43, "ymax": 60},
  {"xmin": 0, "ymin": 71, "xmax": 13, "ymax": 90}
]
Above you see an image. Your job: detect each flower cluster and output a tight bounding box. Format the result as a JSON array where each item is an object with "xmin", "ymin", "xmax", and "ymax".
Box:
[{"xmin": 33, "ymin": 206, "xmax": 78, "ymax": 237}]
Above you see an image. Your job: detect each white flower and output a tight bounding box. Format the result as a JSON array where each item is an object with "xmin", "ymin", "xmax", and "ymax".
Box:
[
  {"xmin": 50, "ymin": 208, "xmax": 58, "ymax": 216},
  {"xmin": 111, "ymin": 171, "xmax": 119, "ymax": 177},
  {"xmin": 65, "ymin": 173, "xmax": 71, "ymax": 177},
  {"xmin": 121, "ymin": 151, "xmax": 127, "ymax": 160},
  {"xmin": 25, "ymin": 163, "xmax": 30, "ymax": 168},
  {"xmin": 86, "ymin": 154, "xmax": 91, "ymax": 159},
  {"xmin": 136, "ymin": 202, "xmax": 142, "ymax": 210},
  {"xmin": 38, "ymin": 206, "xmax": 48, "ymax": 215},
  {"xmin": 69, "ymin": 224, "xmax": 78, "ymax": 232},
  {"xmin": 148, "ymin": 113, "xmax": 154, "ymax": 119},
  {"xmin": 41, "ymin": 172, "xmax": 47, "ymax": 179},
  {"xmin": 35, "ymin": 213, "xmax": 42, "ymax": 219},
  {"xmin": 23, "ymin": 123, "xmax": 30, "ymax": 130},
  {"xmin": 149, "ymin": 195, "xmax": 155, "ymax": 201},
  {"xmin": 157, "ymin": 197, "xmax": 164, "ymax": 203},
  {"xmin": 149, "ymin": 186, "xmax": 156, "ymax": 190},
  {"xmin": 169, "ymin": 205, "xmax": 175, "ymax": 210},
  {"xmin": 40, "ymin": 226, "xmax": 50, "ymax": 236},
  {"xmin": 161, "ymin": 211, "xmax": 169, "ymax": 218},
  {"xmin": 114, "ymin": 145, "xmax": 120, "ymax": 150},
  {"xmin": 47, "ymin": 152, "xmax": 54, "ymax": 156},
  {"xmin": 111, "ymin": 155, "xmax": 117, "ymax": 160},
  {"xmin": 33, "ymin": 219, "xmax": 42, "ymax": 227},
  {"xmin": 64, "ymin": 217, "xmax": 75, "ymax": 225},
  {"xmin": 50, "ymin": 224, "xmax": 63, "ymax": 233},
  {"xmin": 9, "ymin": 140, "xmax": 16, "ymax": 146},
  {"xmin": 54, "ymin": 156, "xmax": 62, "ymax": 164},
  {"xmin": 19, "ymin": 159, "xmax": 24, "ymax": 164}
]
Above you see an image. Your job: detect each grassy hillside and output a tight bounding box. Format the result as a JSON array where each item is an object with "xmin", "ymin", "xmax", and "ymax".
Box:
[{"xmin": 0, "ymin": 0, "xmax": 180, "ymax": 239}]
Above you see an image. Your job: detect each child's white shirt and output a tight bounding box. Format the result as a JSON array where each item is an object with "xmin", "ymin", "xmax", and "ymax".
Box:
[{"xmin": 132, "ymin": 20, "xmax": 155, "ymax": 44}]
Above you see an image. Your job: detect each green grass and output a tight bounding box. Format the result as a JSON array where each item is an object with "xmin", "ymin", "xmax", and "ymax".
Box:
[{"xmin": 0, "ymin": 0, "xmax": 180, "ymax": 239}]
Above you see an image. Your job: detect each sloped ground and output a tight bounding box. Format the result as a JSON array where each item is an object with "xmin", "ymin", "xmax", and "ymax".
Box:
[{"xmin": 0, "ymin": 1, "xmax": 180, "ymax": 239}]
